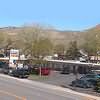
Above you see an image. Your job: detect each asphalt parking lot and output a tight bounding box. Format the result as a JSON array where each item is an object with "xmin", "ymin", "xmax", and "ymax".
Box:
[{"xmin": 29, "ymin": 71, "xmax": 100, "ymax": 97}]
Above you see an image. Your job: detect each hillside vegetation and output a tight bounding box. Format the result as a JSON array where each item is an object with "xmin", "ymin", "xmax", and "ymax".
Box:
[{"xmin": 0, "ymin": 24, "xmax": 100, "ymax": 57}]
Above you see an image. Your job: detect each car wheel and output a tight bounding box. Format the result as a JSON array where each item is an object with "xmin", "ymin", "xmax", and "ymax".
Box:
[
  {"xmin": 72, "ymin": 83, "xmax": 76, "ymax": 87},
  {"xmin": 83, "ymin": 85, "xmax": 87, "ymax": 88},
  {"xmin": 96, "ymin": 88, "xmax": 100, "ymax": 93},
  {"xmin": 19, "ymin": 75, "xmax": 23, "ymax": 78}
]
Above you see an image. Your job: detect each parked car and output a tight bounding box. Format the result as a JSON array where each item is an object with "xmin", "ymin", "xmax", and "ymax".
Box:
[
  {"xmin": 72, "ymin": 79, "xmax": 97, "ymax": 88},
  {"xmin": 2, "ymin": 67, "xmax": 11, "ymax": 74},
  {"xmin": 60, "ymin": 67, "xmax": 70, "ymax": 74},
  {"xmin": 0, "ymin": 62, "xmax": 9, "ymax": 74},
  {"xmin": 80, "ymin": 74, "xmax": 100, "ymax": 80},
  {"xmin": 32, "ymin": 67, "xmax": 51, "ymax": 75},
  {"xmin": 41, "ymin": 68, "xmax": 51, "ymax": 75},
  {"xmin": 9, "ymin": 68, "xmax": 30, "ymax": 78}
]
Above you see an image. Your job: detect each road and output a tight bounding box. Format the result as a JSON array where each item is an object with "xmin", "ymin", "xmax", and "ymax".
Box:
[
  {"xmin": 0, "ymin": 74, "xmax": 99, "ymax": 100},
  {"xmin": 29, "ymin": 71, "xmax": 100, "ymax": 97}
]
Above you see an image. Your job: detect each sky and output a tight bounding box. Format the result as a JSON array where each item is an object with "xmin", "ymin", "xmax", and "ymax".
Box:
[{"xmin": 0, "ymin": 0, "xmax": 100, "ymax": 30}]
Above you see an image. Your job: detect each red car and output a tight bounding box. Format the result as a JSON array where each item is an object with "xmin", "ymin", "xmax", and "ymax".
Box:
[
  {"xmin": 34, "ymin": 67, "xmax": 51, "ymax": 75},
  {"xmin": 41, "ymin": 68, "xmax": 51, "ymax": 75}
]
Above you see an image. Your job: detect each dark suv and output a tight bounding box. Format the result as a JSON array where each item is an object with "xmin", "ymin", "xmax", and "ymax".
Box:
[
  {"xmin": 80, "ymin": 74, "xmax": 100, "ymax": 80},
  {"xmin": 72, "ymin": 79, "xmax": 97, "ymax": 88},
  {"xmin": 9, "ymin": 68, "xmax": 30, "ymax": 78}
]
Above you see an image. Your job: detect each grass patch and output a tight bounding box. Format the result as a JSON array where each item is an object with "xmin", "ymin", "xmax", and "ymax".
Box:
[{"xmin": 28, "ymin": 74, "xmax": 49, "ymax": 81}]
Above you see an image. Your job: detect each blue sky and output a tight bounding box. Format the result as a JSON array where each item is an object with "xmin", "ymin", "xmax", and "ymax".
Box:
[{"xmin": 0, "ymin": 0, "xmax": 100, "ymax": 30}]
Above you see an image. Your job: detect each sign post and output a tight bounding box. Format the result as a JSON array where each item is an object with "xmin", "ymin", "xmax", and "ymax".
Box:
[{"xmin": 9, "ymin": 49, "xmax": 19, "ymax": 68}]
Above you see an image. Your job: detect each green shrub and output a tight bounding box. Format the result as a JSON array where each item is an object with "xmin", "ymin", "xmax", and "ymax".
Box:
[{"xmin": 95, "ymin": 79, "xmax": 100, "ymax": 93}]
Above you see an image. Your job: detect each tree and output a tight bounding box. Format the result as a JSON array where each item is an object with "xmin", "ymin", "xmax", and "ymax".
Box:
[
  {"xmin": 54, "ymin": 44, "xmax": 65, "ymax": 54},
  {"xmin": 5, "ymin": 38, "xmax": 13, "ymax": 48},
  {"xmin": 66, "ymin": 41, "xmax": 80, "ymax": 60},
  {"xmin": 82, "ymin": 32, "xmax": 100, "ymax": 56},
  {"xmin": 31, "ymin": 38, "xmax": 53, "ymax": 58},
  {"xmin": 17, "ymin": 25, "xmax": 50, "ymax": 55},
  {"xmin": 0, "ymin": 32, "xmax": 6, "ymax": 47}
]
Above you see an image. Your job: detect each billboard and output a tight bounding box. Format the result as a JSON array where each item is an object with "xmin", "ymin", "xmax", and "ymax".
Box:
[
  {"xmin": 9, "ymin": 49, "xmax": 19, "ymax": 68},
  {"xmin": 10, "ymin": 49, "xmax": 19, "ymax": 60}
]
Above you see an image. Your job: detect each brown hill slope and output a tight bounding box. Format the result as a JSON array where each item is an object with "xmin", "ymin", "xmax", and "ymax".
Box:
[{"xmin": 0, "ymin": 24, "xmax": 99, "ymax": 48}]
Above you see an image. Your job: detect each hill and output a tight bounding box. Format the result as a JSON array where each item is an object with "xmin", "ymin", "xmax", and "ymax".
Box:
[{"xmin": 0, "ymin": 24, "xmax": 99, "ymax": 48}]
